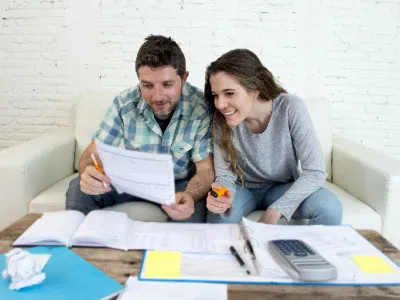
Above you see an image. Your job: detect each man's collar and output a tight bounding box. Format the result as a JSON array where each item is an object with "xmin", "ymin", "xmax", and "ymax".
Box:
[
  {"xmin": 137, "ymin": 96, "xmax": 148, "ymax": 115},
  {"xmin": 180, "ymin": 84, "xmax": 191, "ymax": 117}
]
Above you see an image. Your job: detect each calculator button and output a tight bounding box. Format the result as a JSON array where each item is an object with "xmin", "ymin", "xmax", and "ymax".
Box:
[{"xmin": 294, "ymin": 252, "xmax": 308, "ymax": 256}]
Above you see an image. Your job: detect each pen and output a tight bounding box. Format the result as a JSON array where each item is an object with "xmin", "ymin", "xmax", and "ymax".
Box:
[
  {"xmin": 229, "ymin": 245, "xmax": 251, "ymax": 275},
  {"xmin": 90, "ymin": 153, "xmax": 108, "ymax": 188},
  {"xmin": 245, "ymin": 239, "xmax": 256, "ymax": 260},
  {"xmin": 210, "ymin": 185, "xmax": 227, "ymax": 198}
]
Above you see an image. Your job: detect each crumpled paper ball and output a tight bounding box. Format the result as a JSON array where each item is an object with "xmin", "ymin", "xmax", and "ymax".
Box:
[{"xmin": 2, "ymin": 248, "xmax": 46, "ymax": 290}]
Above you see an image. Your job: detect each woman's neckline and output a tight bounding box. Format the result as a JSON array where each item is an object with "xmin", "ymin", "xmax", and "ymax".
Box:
[{"xmin": 243, "ymin": 99, "xmax": 274, "ymax": 135}]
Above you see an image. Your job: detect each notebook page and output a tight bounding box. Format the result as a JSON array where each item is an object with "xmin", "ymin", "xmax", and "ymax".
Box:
[
  {"xmin": 13, "ymin": 210, "xmax": 85, "ymax": 247},
  {"xmin": 71, "ymin": 210, "xmax": 129, "ymax": 250}
]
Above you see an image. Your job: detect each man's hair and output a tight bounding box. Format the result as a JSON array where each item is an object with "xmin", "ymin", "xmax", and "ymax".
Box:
[{"xmin": 135, "ymin": 35, "xmax": 186, "ymax": 78}]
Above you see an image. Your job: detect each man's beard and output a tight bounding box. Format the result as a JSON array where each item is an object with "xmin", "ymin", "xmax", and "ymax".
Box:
[{"xmin": 152, "ymin": 100, "xmax": 174, "ymax": 120}]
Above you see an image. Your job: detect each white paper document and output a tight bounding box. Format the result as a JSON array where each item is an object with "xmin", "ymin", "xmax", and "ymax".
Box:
[
  {"xmin": 118, "ymin": 277, "xmax": 227, "ymax": 300},
  {"xmin": 95, "ymin": 141, "xmax": 175, "ymax": 205},
  {"xmin": 140, "ymin": 218, "xmax": 400, "ymax": 285},
  {"xmin": 128, "ymin": 222, "xmax": 240, "ymax": 253},
  {"xmin": 240, "ymin": 218, "xmax": 381, "ymax": 282}
]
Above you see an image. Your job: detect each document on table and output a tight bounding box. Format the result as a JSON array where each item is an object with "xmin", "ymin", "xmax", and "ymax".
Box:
[
  {"xmin": 139, "ymin": 219, "xmax": 400, "ymax": 285},
  {"xmin": 118, "ymin": 277, "xmax": 227, "ymax": 300},
  {"xmin": 95, "ymin": 141, "xmax": 175, "ymax": 205},
  {"xmin": 128, "ymin": 222, "xmax": 240, "ymax": 253}
]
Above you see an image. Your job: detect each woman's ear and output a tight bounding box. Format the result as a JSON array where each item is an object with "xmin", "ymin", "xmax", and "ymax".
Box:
[{"xmin": 251, "ymin": 90, "xmax": 260, "ymax": 100}]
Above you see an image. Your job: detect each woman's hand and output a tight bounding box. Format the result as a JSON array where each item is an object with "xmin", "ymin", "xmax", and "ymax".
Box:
[
  {"xmin": 258, "ymin": 208, "xmax": 282, "ymax": 224},
  {"xmin": 206, "ymin": 183, "xmax": 234, "ymax": 214}
]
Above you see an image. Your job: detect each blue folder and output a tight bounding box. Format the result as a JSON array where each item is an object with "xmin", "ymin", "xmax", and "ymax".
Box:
[{"xmin": 0, "ymin": 246, "xmax": 124, "ymax": 300}]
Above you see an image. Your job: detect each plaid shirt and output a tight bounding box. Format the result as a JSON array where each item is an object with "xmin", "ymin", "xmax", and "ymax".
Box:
[{"xmin": 93, "ymin": 82, "xmax": 212, "ymax": 180}]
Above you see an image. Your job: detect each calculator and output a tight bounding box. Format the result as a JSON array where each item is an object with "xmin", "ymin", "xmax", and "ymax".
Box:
[{"xmin": 268, "ymin": 239, "xmax": 337, "ymax": 282}]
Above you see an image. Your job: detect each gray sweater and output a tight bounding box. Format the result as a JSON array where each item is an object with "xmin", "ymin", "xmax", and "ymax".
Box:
[{"xmin": 214, "ymin": 93, "xmax": 327, "ymax": 220}]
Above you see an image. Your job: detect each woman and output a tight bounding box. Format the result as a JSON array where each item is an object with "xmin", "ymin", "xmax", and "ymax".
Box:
[{"xmin": 205, "ymin": 49, "xmax": 342, "ymax": 225}]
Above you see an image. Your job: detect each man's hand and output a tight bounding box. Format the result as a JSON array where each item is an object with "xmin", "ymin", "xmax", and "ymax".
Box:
[
  {"xmin": 80, "ymin": 165, "xmax": 111, "ymax": 195},
  {"xmin": 206, "ymin": 183, "xmax": 233, "ymax": 214},
  {"xmin": 162, "ymin": 192, "xmax": 195, "ymax": 220},
  {"xmin": 258, "ymin": 208, "xmax": 282, "ymax": 224}
]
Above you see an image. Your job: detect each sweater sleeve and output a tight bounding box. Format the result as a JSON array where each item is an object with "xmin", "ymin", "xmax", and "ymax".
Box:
[
  {"xmin": 269, "ymin": 96, "xmax": 327, "ymax": 220},
  {"xmin": 213, "ymin": 127, "xmax": 238, "ymax": 195}
]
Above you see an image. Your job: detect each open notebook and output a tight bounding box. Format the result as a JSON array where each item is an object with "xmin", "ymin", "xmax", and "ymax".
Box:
[
  {"xmin": 12, "ymin": 210, "xmax": 239, "ymax": 252},
  {"xmin": 13, "ymin": 210, "xmax": 138, "ymax": 250}
]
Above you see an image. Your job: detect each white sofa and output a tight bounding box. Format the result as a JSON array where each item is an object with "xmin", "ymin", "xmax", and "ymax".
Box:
[{"xmin": 1, "ymin": 91, "xmax": 400, "ymax": 248}]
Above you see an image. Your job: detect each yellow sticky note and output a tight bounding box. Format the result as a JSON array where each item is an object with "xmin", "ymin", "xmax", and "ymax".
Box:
[
  {"xmin": 353, "ymin": 255, "xmax": 395, "ymax": 274},
  {"xmin": 144, "ymin": 251, "xmax": 182, "ymax": 278}
]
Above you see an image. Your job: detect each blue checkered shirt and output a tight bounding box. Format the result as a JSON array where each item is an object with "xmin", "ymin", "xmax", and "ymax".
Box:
[{"xmin": 93, "ymin": 82, "xmax": 212, "ymax": 180}]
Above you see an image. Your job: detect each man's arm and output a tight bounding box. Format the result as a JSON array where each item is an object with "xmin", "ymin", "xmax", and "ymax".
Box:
[
  {"xmin": 78, "ymin": 140, "xmax": 111, "ymax": 194},
  {"xmin": 79, "ymin": 140, "xmax": 97, "ymax": 174},
  {"xmin": 184, "ymin": 154, "xmax": 215, "ymax": 202}
]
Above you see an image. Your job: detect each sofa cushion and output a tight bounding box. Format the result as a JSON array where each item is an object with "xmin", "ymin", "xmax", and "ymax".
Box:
[
  {"xmin": 246, "ymin": 181, "xmax": 382, "ymax": 231},
  {"xmin": 29, "ymin": 174, "xmax": 77, "ymax": 213},
  {"xmin": 29, "ymin": 173, "xmax": 168, "ymax": 222},
  {"xmin": 323, "ymin": 181, "xmax": 381, "ymax": 231},
  {"xmin": 103, "ymin": 202, "xmax": 168, "ymax": 222}
]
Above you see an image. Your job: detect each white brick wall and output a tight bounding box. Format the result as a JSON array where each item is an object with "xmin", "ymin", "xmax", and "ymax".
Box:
[{"xmin": 1, "ymin": 0, "xmax": 399, "ymax": 160}]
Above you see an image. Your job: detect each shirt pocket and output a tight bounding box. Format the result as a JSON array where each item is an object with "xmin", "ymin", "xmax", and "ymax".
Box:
[
  {"xmin": 124, "ymin": 140, "xmax": 156, "ymax": 152},
  {"xmin": 171, "ymin": 140, "xmax": 193, "ymax": 154},
  {"xmin": 123, "ymin": 140, "xmax": 142, "ymax": 151},
  {"xmin": 171, "ymin": 140, "xmax": 193, "ymax": 168}
]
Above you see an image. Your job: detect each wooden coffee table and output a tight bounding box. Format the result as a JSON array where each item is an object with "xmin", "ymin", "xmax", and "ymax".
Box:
[{"xmin": 1, "ymin": 214, "xmax": 400, "ymax": 299}]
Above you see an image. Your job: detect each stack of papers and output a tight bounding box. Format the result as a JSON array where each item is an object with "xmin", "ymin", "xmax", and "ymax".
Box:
[{"xmin": 138, "ymin": 219, "xmax": 400, "ymax": 286}]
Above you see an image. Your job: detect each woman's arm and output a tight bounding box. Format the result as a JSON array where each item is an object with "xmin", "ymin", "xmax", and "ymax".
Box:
[
  {"xmin": 268, "ymin": 96, "xmax": 327, "ymax": 221},
  {"xmin": 213, "ymin": 132, "xmax": 238, "ymax": 195}
]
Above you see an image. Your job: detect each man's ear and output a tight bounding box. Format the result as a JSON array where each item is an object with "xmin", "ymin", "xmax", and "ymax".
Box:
[{"xmin": 181, "ymin": 71, "xmax": 189, "ymax": 85}]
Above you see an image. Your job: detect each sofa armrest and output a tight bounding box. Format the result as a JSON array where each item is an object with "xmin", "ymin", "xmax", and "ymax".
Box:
[
  {"xmin": 0, "ymin": 129, "xmax": 76, "ymax": 230},
  {"xmin": 332, "ymin": 137, "xmax": 400, "ymax": 247}
]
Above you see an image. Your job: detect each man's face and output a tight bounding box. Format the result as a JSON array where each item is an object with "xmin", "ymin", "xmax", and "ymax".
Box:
[{"xmin": 138, "ymin": 66, "xmax": 188, "ymax": 120}]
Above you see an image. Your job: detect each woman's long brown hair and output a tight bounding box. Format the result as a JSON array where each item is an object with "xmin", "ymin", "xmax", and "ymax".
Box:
[{"xmin": 204, "ymin": 49, "xmax": 287, "ymax": 181}]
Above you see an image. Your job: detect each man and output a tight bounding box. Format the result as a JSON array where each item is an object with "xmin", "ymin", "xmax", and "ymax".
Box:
[{"xmin": 66, "ymin": 35, "xmax": 214, "ymax": 222}]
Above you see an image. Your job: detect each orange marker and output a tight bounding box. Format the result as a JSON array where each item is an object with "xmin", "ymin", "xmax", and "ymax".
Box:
[
  {"xmin": 90, "ymin": 153, "xmax": 108, "ymax": 188},
  {"xmin": 210, "ymin": 186, "xmax": 227, "ymax": 198}
]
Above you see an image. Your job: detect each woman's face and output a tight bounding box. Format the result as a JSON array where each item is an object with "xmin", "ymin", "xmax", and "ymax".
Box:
[{"xmin": 210, "ymin": 72, "xmax": 256, "ymax": 127}]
